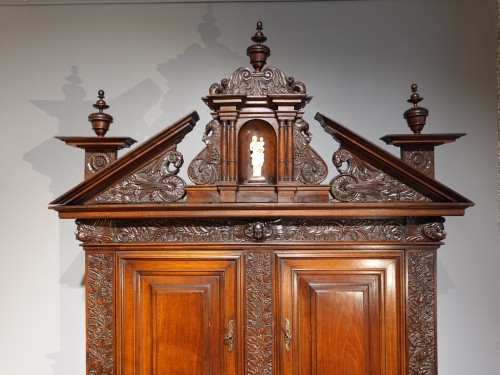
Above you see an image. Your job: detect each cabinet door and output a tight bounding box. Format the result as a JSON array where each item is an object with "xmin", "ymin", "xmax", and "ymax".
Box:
[
  {"xmin": 277, "ymin": 251, "xmax": 404, "ymax": 375},
  {"xmin": 117, "ymin": 251, "xmax": 242, "ymax": 375}
]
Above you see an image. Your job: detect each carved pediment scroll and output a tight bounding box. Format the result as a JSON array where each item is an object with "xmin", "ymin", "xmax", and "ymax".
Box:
[
  {"xmin": 89, "ymin": 146, "xmax": 187, "ymax": 204},
  {"xmin": 330, "ymin": 147, "xmax": 429, "ymax": 202},
  {"xmin": 209, "ymin": 66, "xmax": 306, "ymax": 97}
]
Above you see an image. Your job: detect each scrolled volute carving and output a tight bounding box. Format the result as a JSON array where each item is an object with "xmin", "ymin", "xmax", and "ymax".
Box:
[
  {"xmin": 210, "ymin": 66, "xmax": 306, "ymax": 96},
  {"xmin": 293, "ymin": 119, "xmax": 327, "ymax": 184},
  {"xmin": 208, "ymin": 78, "xmax": 228, "ymax": 95},
  {"xmin": 188, "ymin": 119, "xmax": 222, "ymax": 185},
  {"xmin": 288, "ymin": 77, "xmax": 306, "ymax": 94},
  {"xmin": 89, "ymin": 147, "xmax": 187, "ymax": 204},
  {"xmin": 330, "ymin": 147, "xmax": 429, "ymax": 202}
]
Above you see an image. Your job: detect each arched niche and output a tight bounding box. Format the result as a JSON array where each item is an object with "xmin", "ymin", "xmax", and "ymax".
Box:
[{"xmin": 238, "ymin": 120, "xmax": 277, "ymax": 185}]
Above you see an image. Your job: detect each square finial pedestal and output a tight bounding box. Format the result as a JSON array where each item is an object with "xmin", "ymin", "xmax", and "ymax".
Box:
[
  {"xmin": 56, "ymin": 136, "xmax": 136, "ymax": 179},
  {"xmin": 381, "ymin": 133, "xmax": 465, "ymax": 178}
]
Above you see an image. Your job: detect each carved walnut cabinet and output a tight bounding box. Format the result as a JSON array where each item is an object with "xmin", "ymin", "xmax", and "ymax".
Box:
[{"xmin": 50, "ymin": 23, "xmax": 472, "ymax": 375}]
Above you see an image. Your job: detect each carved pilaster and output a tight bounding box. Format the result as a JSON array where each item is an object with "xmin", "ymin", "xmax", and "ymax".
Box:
[
  {"xmin": 278, "ymin": 119, "xmax": 286, "ymax": 181},
  {"xmin": 245, "ymin": 252, "xmax": 273, "ymax": 375},
  {"xmin": 286, "ymin": 120, "xmax": 293, "ymax": 180},
  {"xmin": 229, "ymin": 120, "xmax": 237, "ymax": 181},
  {"xmin": 407, "ymin": 250, "xmax": 437, "ymax": 375},
  {"xmin": 87, "ymin": 253, "xmax": 114, "ymax": 375},
  {"xmin": 221, "ymin": 120, "xmax": 229, "ymax": 181}
]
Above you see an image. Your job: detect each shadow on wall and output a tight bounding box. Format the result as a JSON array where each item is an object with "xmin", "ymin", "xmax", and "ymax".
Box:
[
  {"xmin": 151, "ymin": 4, "xmax": 247, "ymax": 164},
  {"xmin": 23, "ymin": 4, "xmax": 246, "ymax": 374}
]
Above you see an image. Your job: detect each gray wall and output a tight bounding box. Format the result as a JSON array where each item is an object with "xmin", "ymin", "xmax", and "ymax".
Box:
[{"xmin": 0, "ymin": 1, "xmax": 497, "ymax": 374}]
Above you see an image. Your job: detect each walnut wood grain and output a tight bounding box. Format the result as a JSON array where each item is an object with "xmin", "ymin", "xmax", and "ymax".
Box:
[{"xmin": 50, "ymin": 22, "xmax": 472, "ymax": 375}]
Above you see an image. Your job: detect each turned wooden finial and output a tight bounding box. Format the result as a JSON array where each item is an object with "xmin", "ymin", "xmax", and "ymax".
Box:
[
  {"xmin": 403, "ymin": 84, "xmax": 429, "ymax": 134},
  {"xmin": 88, "ymin": 90, "xmax": 113, "ymax": 137},
  {"xmin": 247, "ymin": 21, "xmax": 271, "ymax": 72}
]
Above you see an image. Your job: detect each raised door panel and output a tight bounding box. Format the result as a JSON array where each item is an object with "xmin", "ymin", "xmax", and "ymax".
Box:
[
  {"xmin": 117, "ymin": 251, "xmax": 242, "ymax": 375},
  {"xmin": 277, "ymin": 251, "xmax": 405, "ymax": 375}
]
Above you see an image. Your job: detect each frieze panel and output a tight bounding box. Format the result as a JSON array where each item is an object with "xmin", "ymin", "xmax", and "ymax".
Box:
[
  {"xmin": 88, "ymin": 148, "xmax": 187, "ymax": 204},
  {"xmin": 246, "ymin": 252, "xmax": 273, "ymax": 375},
  {"xmin": 87, "ymin": 253, "xmax": 114, "ymax": 375},
  {"xmin": 330, "ymin": 148, "xmax": 429, "ymax": 202},
  {"xmin": 75, "ymin": 218, "xmax": 445, "ymax": 244},
  {"xmin": 407, "ymin": 250, "xmax": 436, "ymax": 375}
]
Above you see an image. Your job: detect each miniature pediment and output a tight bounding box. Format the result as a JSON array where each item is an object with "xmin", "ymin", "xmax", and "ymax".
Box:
[
  {"xmin": 50, "ymin": 110, "xmax": 199, "ymax": 206},
  {"xmin": 315, "ymin": 113, "xmax": 471, "ymax": 204},
  {"xmin": 49, "ymin": 23, "xmax": 472, "ymax": 218}
]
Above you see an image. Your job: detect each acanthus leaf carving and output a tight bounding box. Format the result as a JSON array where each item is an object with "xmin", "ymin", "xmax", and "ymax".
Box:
[
  {"xmin": 246, "ymin": 252, "xmax": 273, "ymax": 375},
  {"xmin": 74, "ymin": 218, "xmax": 444, "ymax": 245},
  {"xmin": 293, "ymin": 119, "xmax": 328, "ymax": 184},
  {"xmin": 330, "ymin": 147, "xmax": 429, "ymax": 202},
  {"xmin": 87, "ymin": 253, "xmax": 114, "ymax": 375},
  {"xmin": 188, "ymin": 119, "xmax": 222, "ymax": 185},
  {"xmin": 213, "ymin": 66, "xmax": 306, "ymax": 96},
  {"xmin": 407, "ymin": 250, "xmax": 436, "ymax": 375},
  {"xmin": 89, "ymin": 147, "xmax": 187, "ymax": 204},
  {"xmin": 283, "ymin": 219, "xmax": 407, "ymax": 242}
]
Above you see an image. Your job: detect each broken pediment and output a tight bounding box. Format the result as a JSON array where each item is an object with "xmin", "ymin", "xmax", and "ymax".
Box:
[{"xmin": 49, "ymin": 22, "xmax": 472, "ymax": 219}]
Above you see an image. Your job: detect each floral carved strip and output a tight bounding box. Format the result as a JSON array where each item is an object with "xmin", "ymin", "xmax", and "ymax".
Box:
[
  {"xmin": 73, "ymin": 218, "xmax": 447, "ymax": 244},
  {"xmin": 407, "ymin": 251, "xmax": 436, "ymax": 375},
  {"xmin": 246, "ymin": 252, "xmax": 273, "ymax": 375},
  {"xmin": 87, "ymin": 253, "xmax": 114, "ymax": 375},
  {"xmin": 89, "ymin": 148, "xmax": 186, "ymax": 203},
  {"xmin": 330, "ymin": 148, "xmax": 429, "ymax": 202}
]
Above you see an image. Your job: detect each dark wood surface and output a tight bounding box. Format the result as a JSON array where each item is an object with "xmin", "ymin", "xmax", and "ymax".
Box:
[{"xmin": 51, "ymin": 22, "xmax": 472, "ymax": 375}]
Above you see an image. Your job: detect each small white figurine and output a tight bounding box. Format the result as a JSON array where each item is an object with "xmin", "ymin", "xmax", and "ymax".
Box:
[{"xmin": 250, "ymin": 135, "xmax": 265, "ymax": 177}]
